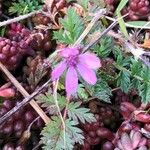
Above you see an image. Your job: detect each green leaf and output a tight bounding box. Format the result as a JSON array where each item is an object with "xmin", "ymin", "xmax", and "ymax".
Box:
[
  {"xmin": 77, "ymin": 84, "xmax": 89, "ymax": 100},
  {"xmin": 130, "ymin": 59, "xmax": 142, "ymax": 75},
  {"xmin": 53, "ymin": 8, "xmax": 84, "ymax": 44},
  {"xmin": 9, "ymin": 0, "xmax": 42, "ymax": 15},
  {"xmin": 117, "ymin": 12, "xmax": 128, "ymax": 38},
  {"xmin": 115, "ymin": 0, "xmax": 129, "ymax": 37},
  {"xmin": 92, "ymin": 36, "xmax": 113, "ymax": 58},
  {"xmin": 138, "ymin": 82, "xmax": 150, "ymax": 104},
  {"xmin": 77, "ymin": 0, "xmax": 89, "ymax": 10},
  {"xmin": 68, "ymin": 102, "xmax": 96, "ymax": 124},
  {"xmin": 116, "ymin": 0, "xmax": 128, "ymax": 13},
  {"xmin": 117, "ymin": 70, "xmax": 131, "ymax": 93},
  {"xmin": 93, "ymin": 79, "xmax": 112, "ymax": 103},
  {"xmin": 65, "ymin": 119, "xmax": 84, "ymax": 144},
  {"xmin": 36, "ymin": 93, "xmax": 66, "ymax": 115},
  {"xmin": 125, "ymin": 21, "xmax": 150, "ymax": 29},
  {"xmin": 41, "ymin": 117, "xmax": 74, "ymax": 150},
  {"xmin": 137, "ymin": 66, "xmax": 150, "ymax": 103}
]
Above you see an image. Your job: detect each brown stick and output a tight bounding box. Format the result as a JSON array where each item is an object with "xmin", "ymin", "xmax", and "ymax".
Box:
[
  {"xmin": 0, "ymin": 62, "xmax": 50, "ymax": 124},
  {"xmin": 0, "ymin": 10, "xmax": 41, "ymax": 27},
  {"xmin": 0, "ymin": 79, "xmax": 51, "ymax": 125}
]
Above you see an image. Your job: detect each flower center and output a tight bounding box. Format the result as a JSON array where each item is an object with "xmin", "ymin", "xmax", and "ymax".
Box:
[{"xmin": 66, "ymin": 55, "xmax": 78, "ymax": 67}]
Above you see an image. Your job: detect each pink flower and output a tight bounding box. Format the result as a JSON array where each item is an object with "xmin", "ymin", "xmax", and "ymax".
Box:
[{"xmin": 51, "ymin": 47, "xmax": 101, "ymax": 97}]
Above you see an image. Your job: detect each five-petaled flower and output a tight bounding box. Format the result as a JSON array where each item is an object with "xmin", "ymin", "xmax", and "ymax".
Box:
[{"xmin": 51, "ymin": 47, "xmax": 101, "ymax": 97}]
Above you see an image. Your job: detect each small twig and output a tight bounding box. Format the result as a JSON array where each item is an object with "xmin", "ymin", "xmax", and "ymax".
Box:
[
  {"xmin": 0, "ymin": 10, "xmax": 41, "ymax": 27},
  {"xmin": 0, "ymin": 62, "xmax": 50, "ymax": 124},
  {"xmin": 32, "ymin": 141, "xmax": 43, "ymax": 150},
  {"xmin": 0, "ymin": 79, "xmax": 51, "ymax": 125},
  {"xmin": 73, "ymin": 9, "xmax": 106, "ymax": 47},
  {"xmin": 83, "ymin": 21, "xmax": 117, "ymax": 52},
  {"xmin": 82, "ymin": 13, "xmax": 128, "ymax": 53}
]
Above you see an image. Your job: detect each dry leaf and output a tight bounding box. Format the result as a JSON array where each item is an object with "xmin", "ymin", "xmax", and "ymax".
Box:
[{"xmin": 141, "ymin": 39, "xmax": 150, "ymax": 48}]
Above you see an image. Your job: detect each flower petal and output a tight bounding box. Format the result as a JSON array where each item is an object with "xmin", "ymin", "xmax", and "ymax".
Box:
[
  {"xmin": 51, "ymin": 61, "xmax": 67, "ymax": 80},
  {"xmin": 60, "ymin": 47, "xmax": 79, "ymax": 58},
  {"xmin": 79, "ymin": 52, "xmax": 101, "ymax": 69},
  {"xmin": 77, "ymin": 63, "xmax": 97, "ymax": 85},
  {"xmin": 65, "ymin": 67, "xmax": 78, "ymax": 97}
]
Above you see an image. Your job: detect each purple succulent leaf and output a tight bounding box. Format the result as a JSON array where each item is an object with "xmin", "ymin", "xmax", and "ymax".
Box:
[
  {"xmin": 130, "ymin": 130, "xmax": 136, "ymax": 140},
  {"xmin": 77, "ymin": 63, "xmax": 97, "ymax": 85},
  {"xmin": 138, "ymin": 137, "xmax": 147, "ymax": 147},
  {"xmin": 131, "ymin": 131, "xmax": 142, "ymax": 149},
  {"xmin": 65, "ymin": 66, "xmax": 78, "ymax": 97},
  {"xmin": 137, "ymin": 146, "xmax": 148, "ymax": 150},
  {"xmin": 118, "ymin": 140, "xmax": 124, "ymax": 150},
  {"xmin": 121, "ymin": 133, "xmax": 133, "ymax": 150},
  {"xmin": 51, "ymin": 60, "xmax": 67, "ymax": 80},
  {"xmin": 114, "ymin": 148, "xmax": 121, "ymax": 150},
  {"xmin": 79, "ymin": 52, "xmax": 101, "ymax": 69},
  {"xmin": 60, "ymin": 47, "xmax": 79, "ymax": 58}
]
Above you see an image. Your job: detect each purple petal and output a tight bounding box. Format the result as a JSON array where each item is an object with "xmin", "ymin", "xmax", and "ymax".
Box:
[
  {"xmin": 60, "ymin": 47, "xmax": 79, "ymax": 58},
  {"xmin": 51, "ymin": 60, "xmax": 67, "ymax": 80},
  {"xmin": 65, "ymin": 67, "xmax": 78, "ymax": 97},
  {"xmin": 79, "ymin": 52, "xmax": 101, "ymax": 69},
  {"xmin": 77, "ymin": 63, "xmax": 97, "ymax": 85}
]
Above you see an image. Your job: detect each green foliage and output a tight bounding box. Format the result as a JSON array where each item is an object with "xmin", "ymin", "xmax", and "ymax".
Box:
[
  {"xmin": 117, "ymin": 70, "xmax": 131, "ymax": 93},
  {"xmin": 77, "ymin": 0, "xmax": 89, "ymax": 10},
  {"xmin": 138, "ymin": 66, "xmax": 150, "ymax": 103},
  {"xmin": 68, "ymin": 102, "xmax": 96, "ymax": 123},
  {"xmin": 93, "ymin": 79, "xmax": 112, "ymax": 103},
  {"xmin": 92, "ymin": 36, "xmax": 113, "ymax": 58},
  {"xmin": 77, "ymin": 84, "xmax": 89, "ymax": 100},
  {"xmin": 65, "ymin": 119, "xmax": 84, "ymax": 144},
  {"xmin": 115, "ymin": 0, "xmax": 129, "ymax": 37},
  {"xmin": 41, "ymin": 117, "xmax": 77, "ymax": 150},
  {"xmin": 114, "ymin": 52, "xmax": 150, "ymax": 103},
  {"xmin": 0, "ymin": 27, "xmax": 6, "ymax": 37},
  {"xmin": 9, "ymin": 0, "xmax": 42, "ymax": 15},
  {"xmin": 53, "ymin": 8, "xmax": 84, "ymax": 44},
  {"xmin": 36, "ymin": 92, "xmax": 66, "ymax": 115}
]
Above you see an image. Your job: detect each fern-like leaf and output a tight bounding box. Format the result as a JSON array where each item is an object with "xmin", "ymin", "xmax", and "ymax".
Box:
[
  {"xmin": 41, "ymin": 117, "xmax": 84, "ymax": 150},
  {"xmin": 36, "ymin": 92, "xmax": 66, "ymax": 115},
  {"xmin": 53, "ymin": 8, "xmax": 84, "ymax": 44},
  {"xmin": 68, "ymin": 102, "xmax": 96, "ymax": 124},
  {"xmin": 9, "ymin": 0, "xmax": 41, "ymax": 15},
  {"xmin": 93, "ymin": 79, "xmax": 112, "ymax": 103},
  {"xmin": 117, "ymin": 70, "xmax": 131, "ymax": 93}
]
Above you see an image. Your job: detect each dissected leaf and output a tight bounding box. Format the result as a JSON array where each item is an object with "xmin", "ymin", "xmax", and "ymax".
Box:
[
  {"xmin": 36, "ymin": 93, "xmax": 66, "ymax": 114},
  {"xmin": 41, "ymin": 117, "xmax": 84, "ymax": 150},
  {"xmin": 77, "ymin": 84, "xmax": 89, "ymax": 100},
  {"xmin": 117, "ymin": 70, "xmax": 131, "ymax": 93},
  {"xmin": 68, "ymin": 102, "xmax": 96, "ymax": 124},
  {"xmin": 41, "ymin": 117, "xmax": 74, "ymax": 150},
  {"xmin": 93, "ymin": 79, "xmax": 112, "ymax": 103},
  {"xmin": 53, "ymin": 8, "xmax": 84, "ymax": 44}
]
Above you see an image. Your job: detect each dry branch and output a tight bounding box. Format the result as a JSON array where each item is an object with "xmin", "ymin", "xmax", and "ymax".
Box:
[
  {"xmin": 0, "ymin": 62, "xmax": 50, "ymax": 124},
  {"xmin": 0, "ymin": 79, "xmax": 51, "ymax": 125}
]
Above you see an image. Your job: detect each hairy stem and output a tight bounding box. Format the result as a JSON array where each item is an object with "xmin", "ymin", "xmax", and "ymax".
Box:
[{"xmin": 53, "ymin": 80, "xmax": 66, "ymax": 148}]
